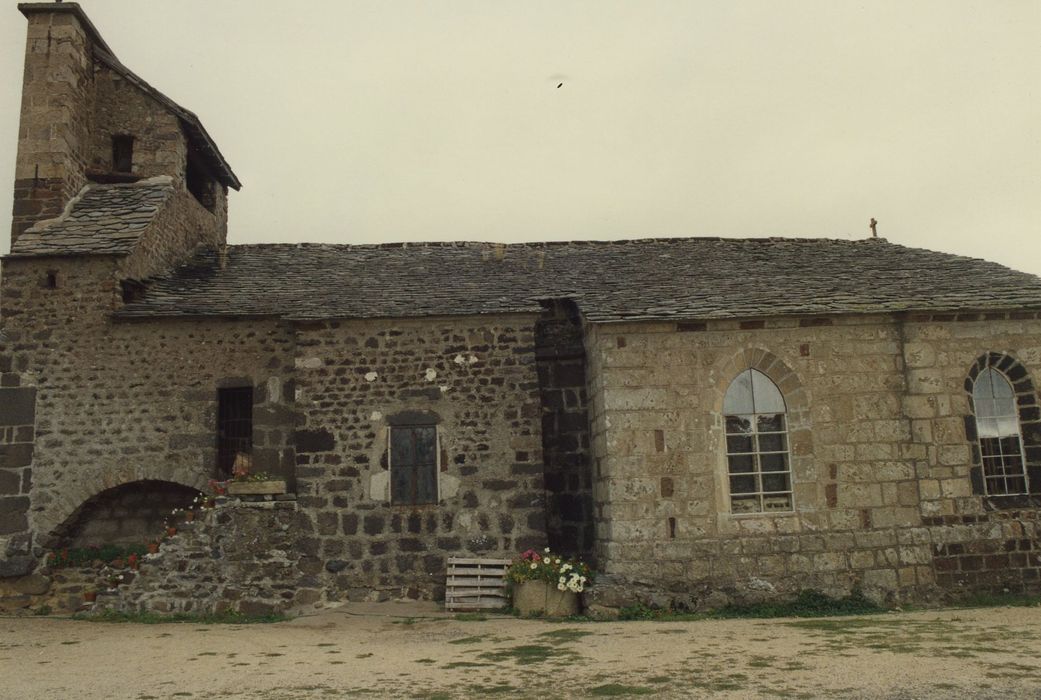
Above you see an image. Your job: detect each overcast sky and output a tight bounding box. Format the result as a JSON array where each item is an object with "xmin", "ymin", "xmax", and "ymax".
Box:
[{"xmin": 1, "ymin": 0, "xmax": 1039, "ymax": 275}]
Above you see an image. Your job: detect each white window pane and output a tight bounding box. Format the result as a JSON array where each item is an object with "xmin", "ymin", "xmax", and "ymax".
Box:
[
  {"xmin": 723, "ymin": 370, "xmax": 754, "ymax": 415},
  {"xmin": 993, "ymin": 396, "xmax": 1018, "ymax": 419},
  {"xmin": 995, "ymin": 415, "xmax": 1020, "ymax": 437},
  {"xmin": 975, "ymin": 398, "xmax": 998, "ymax": 419},
  {"xmin": 977, "ymin": 418, "xmax": 1001, "ymax": 438},
  {"xmin": 988, "ymin": 369, "xmax": 1015, "ymax": 398},
  {"xmin": 973, "ymin": 368, "xmax": 995, "ymax": 402},
  {"xmin": 751, "ymin": 369, "xmax": 786, "ymax": 414}
]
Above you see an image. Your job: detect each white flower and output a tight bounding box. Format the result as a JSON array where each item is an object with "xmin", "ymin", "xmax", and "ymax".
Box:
[
  {"xmin": 530, "ymin": 563, "xmax": 537, "ymax": 570},
  {"xmin": 560, "ymin": 563, "xmax": 571, "ymax": 572},
  {"xmin": 554, "ymin": 559, "xmax": 561, "ymax": 565},
  {"xmin": 557, "ymin": 583, "xmax": 566, "ymax": 591},
  {"xmin": 544, "ymin": 547, "xmax": 551, "ymax": 553},
  {"xmin": 559, "ymin": 577, "xmax": 566, "ymax": 584}
]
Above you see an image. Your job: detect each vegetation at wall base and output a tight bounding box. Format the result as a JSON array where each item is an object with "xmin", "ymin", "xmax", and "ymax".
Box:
[
  {"xmin": 73, "ymin": 610, "xmax": 287, "ymax": 624},
  {"xmin": 618, "ymin": 589, "xmax": 885, "ymax": 621},
  {"xmin": 947, "ymin": 592, "xmax": 1041, "ymax": 609},
  {"xmin": 48, "ymin": 544, "xmax": 150, "ymax": 569}
]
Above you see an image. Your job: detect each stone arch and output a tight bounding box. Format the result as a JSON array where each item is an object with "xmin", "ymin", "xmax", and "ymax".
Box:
[
  {"xmin": 46, "ymin": 479, "xmax": 203, "ymax": 549},
  {"xmin": 40, "ymin": 466, "xmax": 209, "ymax": 547},
  {"xmin": 711, "ymin": 348, "xmax": 809, "ymax": 425},
  {"xmin": 963, "ymin": 352, "xmax": 1041, "ymax": 501}
]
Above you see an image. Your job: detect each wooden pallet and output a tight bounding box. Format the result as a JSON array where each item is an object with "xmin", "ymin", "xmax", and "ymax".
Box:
[{"xmin": 445, "ymin": 557, "xmax": 512, "ymax": 611}]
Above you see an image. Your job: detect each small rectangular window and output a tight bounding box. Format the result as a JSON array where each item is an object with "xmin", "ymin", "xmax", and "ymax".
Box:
[
  {"xmin": 390, "ymin": 425, "xmax": 438, "ymax": 505},
  {"xmin": 217, "ymin": 387, "xmax": 253, "ymax": 476},
  {"xmin": 112, "ymin": 135, "xmax": 134, "ymax": 173},
  {"xmin": 186, "ymin": 150, "xmax": 216, "ymax": 212}
]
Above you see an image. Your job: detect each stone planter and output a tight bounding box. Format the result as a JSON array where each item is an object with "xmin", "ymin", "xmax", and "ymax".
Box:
[
  {"xmin": 513, "ymin": 580, "xmax": 580, "ymax": 618},
  {"xmin": 226, "ymin": 480, "xmax": 287, "ymax": 496}
]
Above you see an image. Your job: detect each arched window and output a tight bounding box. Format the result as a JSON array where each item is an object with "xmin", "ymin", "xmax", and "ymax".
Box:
[
  {"xmin": 723, "ymin": 369, "xmax": 792, "ymax": 513},
  {"xmin": 973, "ymin": 367, "xmax": 1029, "ymax": 495}
]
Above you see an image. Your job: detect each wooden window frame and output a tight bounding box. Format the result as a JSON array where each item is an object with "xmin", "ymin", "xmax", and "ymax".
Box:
[{"xmin": 388, "ymin": 424, "xmax": 439, "ymax": 506}]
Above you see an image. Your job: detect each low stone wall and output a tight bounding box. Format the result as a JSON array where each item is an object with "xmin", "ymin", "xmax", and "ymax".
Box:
[{"xmin": 98, "ymin": 498, "xmax": 311, "ymax": 616}]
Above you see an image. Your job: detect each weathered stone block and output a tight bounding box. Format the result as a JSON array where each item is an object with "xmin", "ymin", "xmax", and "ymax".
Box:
[
  {"xmin": 294, "ymin": 429, "xmax": 335, "ymax": 453},
  {"xmin": 0, "ymin": 388, "xmax": 34, "ymax": 427}
]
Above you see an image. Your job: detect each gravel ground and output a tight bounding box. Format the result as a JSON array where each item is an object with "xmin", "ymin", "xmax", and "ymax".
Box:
[{"xmin": 2, "ymin": 602, "xmax": 1040, "ymax": 699}]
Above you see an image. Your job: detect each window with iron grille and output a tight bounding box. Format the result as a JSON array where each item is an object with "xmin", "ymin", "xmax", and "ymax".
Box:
[
  {"xmin": 390, "ymin": 424, "xmax": 438, "ymax": 505},
  {"xmin": 217, "ymin": 387, "xmax": 253, "ymax": 476},
  {"xmin": 723, "ymin": 369, "xmax": 793, "ymax": 514},
  {"xmin": 973, "ymin": 367, "xmax": 1029, "ymax": 495}
]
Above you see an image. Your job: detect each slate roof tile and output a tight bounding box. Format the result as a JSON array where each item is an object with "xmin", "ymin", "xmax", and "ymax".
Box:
[
  {"xmin": 116, "ymin": 237, "xmax": 1041, "ymax": 322},
  {"xmin": 9, "ymin": 178, "xmax": 174, "ymax": 256}
]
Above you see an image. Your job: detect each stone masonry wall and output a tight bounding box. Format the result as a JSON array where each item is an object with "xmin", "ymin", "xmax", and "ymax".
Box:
[
  {"xmin": 0, "ymin": 358, "xmax": 36, "ymax": 578},
  {"xmin": 586, "ymin": 313, "xmax": 1041, "ymax": 608},
  {"xmin": 12, "ymin": 10, "xmax": 95, "ymax": 242},
  {"xmin": 99, "ymin": 500, "xmax": 313, "ymax": 616},
  {"xmin": 290, "ymin": 315, "xmax": 546, "ymax": 600},
  {"xmin": 57, "ymin": 480, "xmax": 201, "ymax": 548},
  {"xmin": 92, "ymin": 64, "xmax": 186, "ymax": 182},
  {"xmin": 902, "ymin": 314, "xmax": 1041, "ymax": 595},
  {"xmin": 119, "ymin": 187, "xmax": 228, "ymax": 282},
  {"xmin": 535, "ymin": 300, "xmax": 594, "ymax": 559},
  {"xmin": 0, "ymin": 256, "xmax": 297, "ymax": 543}
]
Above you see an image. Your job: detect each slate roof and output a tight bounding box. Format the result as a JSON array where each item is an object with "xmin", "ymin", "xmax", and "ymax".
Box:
[
  {"xmin": 9, "ymin": 178, "xmax": 173, "ymax": 257},
  {"xmin": 115, "ymin": 238, "xmax": 1041, "ymax": 323}
]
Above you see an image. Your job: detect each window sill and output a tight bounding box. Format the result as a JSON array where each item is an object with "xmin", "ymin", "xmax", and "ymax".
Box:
[{"xmin": 728, "ymin": 510, "xmax": 797, "ymax": 519}]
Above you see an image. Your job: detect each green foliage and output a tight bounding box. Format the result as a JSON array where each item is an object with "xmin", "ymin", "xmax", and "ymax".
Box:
[
  {"xmin": 537, "ymin": 628, "xmax": 594, "ymax": 644},
  {"xmin": 33, "ymin": 605, "xmax": 52, "ymax": 616},
  {"xmin": 618, "ymin": 603, "xmax": 683, "ymax": 621},
  {"xmin": 73, "ymin": 609, "xmax": 287, "ymax": 624},
  {"xmin": 948, "ymin": 592, "xmax": 1041, "ymax": 609},
  {"xmin": 453, "ymin": 612, "xmax": 489, "ymax": 621},
  {"xmin": 713, "ymin": 589, "xmax": 884, "ymax": 619},
  {"xmin": 48, "ymin": 544, "xmax": 149, "ymax": 569},
  {"xmin": 619, "ymin": 589, "xmax": 883, "ymax": 621}
]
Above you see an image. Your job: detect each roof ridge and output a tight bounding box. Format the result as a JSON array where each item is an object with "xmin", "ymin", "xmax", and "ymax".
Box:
[{"xmin": 220, "ymin": 236, "xmax": 887, "ymax": 252}]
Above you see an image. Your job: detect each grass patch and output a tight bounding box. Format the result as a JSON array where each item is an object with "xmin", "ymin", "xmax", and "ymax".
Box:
[
  {"xmin": 448, "ymin": 635, "xmax": 487, "ymax": 645},
  {"xmin": 442, "ymin": 660, "xmax": 493, "ymax": 669},
  {"xmin": 587, "ymin": 684, "xmax": 654, "ymax": 696},
  {"xmin": 74, "ymin": 610, "xmax": 287, "ymax": 625},
  {"xmin": 454, "ymin": 613, "xmax": 489, "ymax": 622},
  {"xmin": 479, "ymin": 643, "xmax": 578, "ymax": 666},
  {"xmin": 465, "ymin": 683, "xmax": 515, "ymax": 695},
  {"xmin": 537, "ymin": 628, "xmax": 594, "ymax": 645}
]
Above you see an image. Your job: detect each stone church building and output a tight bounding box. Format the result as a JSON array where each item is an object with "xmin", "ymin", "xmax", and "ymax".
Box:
[{"xmin": 2, "ymin": 3, "xmax": 1040, "ymax": 613}]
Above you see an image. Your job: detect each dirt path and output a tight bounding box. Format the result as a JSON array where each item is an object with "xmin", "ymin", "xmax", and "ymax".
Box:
[{"xmin": 2, "ymin": 603, "xmax": 1040, "ymax": 699}]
